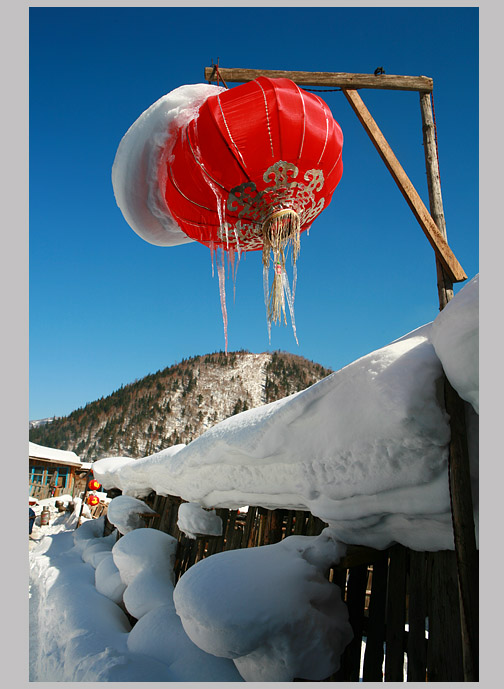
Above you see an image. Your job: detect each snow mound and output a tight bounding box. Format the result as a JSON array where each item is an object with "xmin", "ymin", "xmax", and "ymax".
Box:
[
  {"xmin": 30, "ymin": 511, "xmax": 241, "ymax": 681},
  {"xmin": 127, "ymin": 604, "xmax": 244, "ymax": 681},
  {"xmin": 112, "ymin": 84, "xmax": 224, "ymax": 247},
  {"xmin": 29, "ymin": 523, "xmax": 172, "ymax": 681},
  {"xmin": 431, "ymin": 274, "xmax": 479, "ymax": 413},
  {"xmin": 81, "ymin": 531, "xmax": 118, "ymax": 568},
  {"xmin": 110, "ymin": 527, "xmax": 243, "ymax": 679},
  {"xmin": 73, "ymin": 514, "xmax": 106, "ymax": 550},
  {"xmin": 177, "ymin": 502, "xmax": 223, "ymax": 539},
  {"xmin": 173, "ymin": 529, "xmax": 352, "ymax": 681},
  {"xmin": 95, "ymin": 552, "xmax": 126, "ymax": 605},
  {"xmin": 112, "ymin": 527, "xmax": 177, "ymax": 619},
  {"xmin": 107, "ymin": 494, "xmax": 156, "ymax": 534}
]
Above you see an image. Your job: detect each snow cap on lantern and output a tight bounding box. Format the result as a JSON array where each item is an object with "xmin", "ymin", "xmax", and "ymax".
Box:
[{"xmin": 112, "ymin": 78, "xmax": 343, "ymax": 341}]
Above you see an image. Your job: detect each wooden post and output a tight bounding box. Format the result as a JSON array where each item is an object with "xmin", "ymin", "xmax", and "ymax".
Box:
[
  {"xmin": 419, "ymin": 90, "xmax": 478, "ymax": 681},
  {"xmin": 444, "ymin": 381, "xmax": 479, "ymax": 681},
  {"xmin": 419, "ymin": 92, "xmax": 454, "ymax": 309},
  {"xmin": 75, "ymin": 468, "xmax": 92, "ymax": 529}
]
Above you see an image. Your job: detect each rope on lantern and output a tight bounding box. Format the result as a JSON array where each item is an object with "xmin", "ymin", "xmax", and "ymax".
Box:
[{"xmin": 262, "ymin": 208, "xmax": 301, "ymax": 326}]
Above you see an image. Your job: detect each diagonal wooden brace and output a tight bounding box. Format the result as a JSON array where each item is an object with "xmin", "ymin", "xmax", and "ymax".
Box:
[{"xmin": 341, "ymin": 88, "xmax": 467, "ymax": 283}]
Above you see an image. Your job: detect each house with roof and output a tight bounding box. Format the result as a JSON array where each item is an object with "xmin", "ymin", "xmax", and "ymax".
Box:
[{"xmin": 29, "ymin": 442, "xmax": 92, "ymax": 499}]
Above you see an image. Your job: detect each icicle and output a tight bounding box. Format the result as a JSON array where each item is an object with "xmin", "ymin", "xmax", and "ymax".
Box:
[
  {"xmin": 263, "ymin": 263, "xmax": 272, "ymax": 344},
  {"xmin": 282, "ymin": 269, "xmax": 299, "ymax": 345},
  {"xmin": 292, "ymin": 262, "xmax": 297, "ymax": 302},
  {"xmin": 210, "ymin": 240, "xmax": 215, "ymax": 278},
  {"xmin": 228, "ymin": 244, "xmax": 241, "ymax": 304},
  {"xmin": 217, "ymin": 246, "xmax": 228, "ymax": 354},
  {"xmin": 233, "ymin": 227, "xmax": 242, "ymax": 262},
  {"xmin": 228, "ymin": 244, "xmax": 235, "ymax": 279}
]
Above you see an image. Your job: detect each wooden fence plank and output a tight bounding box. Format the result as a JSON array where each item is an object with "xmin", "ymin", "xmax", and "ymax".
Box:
[
  {"xmin": 384, "ymin": 545, "xmax": 408, "ymax": 681},
  {"xmin": 293, "ymin": 511, "xmax": 307, "ymax": 535},
  {"xmin": 242, "ymin": 507, "xmax": 257, "ymax": 548},
  {"xmin": 362, "ymin": 558, "xmax": 388, "ymax": 681},
  {"xmin": 339, "ymin": 563, "xmax": 369, "ymax": 681},
  {"xmin": 426, "ymin": 551, "xmax": 464, "ymax": 681},
  {"xmin": 264, "ymin": 509, "xmax": 285, "ymax": 544},
  {"xmin": 284, "ymin": 510, "xmax": 294, "ymax": 537},
  {"xmin": 223, "ymin": 510, "xmax": 238, "ymax": 550},
  {"xmin": 407, "ymin": 550, "xmax": 428, "ymax": 681}
]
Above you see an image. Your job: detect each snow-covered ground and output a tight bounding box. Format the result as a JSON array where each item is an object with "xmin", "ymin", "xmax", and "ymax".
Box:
[{"xmin": 29, "ymin": 274, "xmax": 478, "ymax": 682}]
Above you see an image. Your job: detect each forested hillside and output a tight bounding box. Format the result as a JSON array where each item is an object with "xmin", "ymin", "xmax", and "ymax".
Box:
[{"xmin": 29, "ymin": 350, "xmax": 332, "ymax": 461}]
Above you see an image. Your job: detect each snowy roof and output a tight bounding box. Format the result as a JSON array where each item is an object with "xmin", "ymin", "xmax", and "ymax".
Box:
[{"xmin": 29, "ymin": 441, "xmax": 83, "ymax": 467}]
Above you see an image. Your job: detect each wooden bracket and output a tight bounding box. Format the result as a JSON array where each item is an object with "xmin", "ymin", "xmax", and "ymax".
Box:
[{"xmin": 203, "ymin": 65, "xmax": 466, "ymax": 283}]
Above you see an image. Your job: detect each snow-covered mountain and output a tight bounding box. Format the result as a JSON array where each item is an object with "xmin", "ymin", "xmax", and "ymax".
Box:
[
  {"xmin": 28, "ymin": 351, "xmax": 332, "ymax": 461},
  {"xmin": 29, "ymin": 417, "xmax": 57, "ymax": 430}
]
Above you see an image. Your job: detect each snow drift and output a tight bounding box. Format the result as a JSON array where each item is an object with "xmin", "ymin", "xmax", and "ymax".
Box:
[
  {"xmin": 29, "ymin": 513, "xmax": 243, "ymax": 681},
  {"xmin": 177, "ymin": 501, "xmax": 223, "ymax": 539},
  {"xmin": 173, "ymin": 530, "xmax": 352, "ymax": 681}
]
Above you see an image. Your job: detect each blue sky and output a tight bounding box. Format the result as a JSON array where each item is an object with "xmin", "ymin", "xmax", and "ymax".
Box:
[{"xmin": 28, "ymin": 5, "xmax": 479, "ymax": 421}]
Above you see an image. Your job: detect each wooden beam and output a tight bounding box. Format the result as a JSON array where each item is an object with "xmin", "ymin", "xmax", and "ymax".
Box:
[
  {"xmin": 204, "ymin": 66, "xmax": 433, "ymax": 92},
  {"xmin": 341, "ymin": 88, "xmax": 467, "ymax": 283}
]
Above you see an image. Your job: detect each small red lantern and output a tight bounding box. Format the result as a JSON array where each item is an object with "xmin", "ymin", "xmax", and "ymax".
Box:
[
  {"xmin": 113, "ymin": 77, "xmax": 343, "ymax": 344},
  {"xmin": 88, "ymin": 479, "xmax": 101, "ymax": 491},
  {"xmin": 87, "ymin": 494, "xmax": 99, "ymax": 506}
]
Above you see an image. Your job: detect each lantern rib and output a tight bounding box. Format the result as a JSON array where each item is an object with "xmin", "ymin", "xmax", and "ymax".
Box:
[
  {"xmin": 326, "ymin": 149, "xmax": 343, "ymax": 180},
  {"xmin": 293, "ymin": 82, "xmax": 307, "ymax": 162},
  {"xmin": 168, "ymin": 164, "xmax": 216, "ymax": 213},
  {"xmin": 256, "ymin": 79, "xmax": 275, "ymax": 158},
  {"xmin": 317, "ymin": 114, "xmax": 330, "ymax": 165},
  {"xmin": 216, "ymin": 93, "xmax": 248, "ymax": 171},
  {"xmin": 185, "ymin": 126, "xmax": 231, "ymax": 193}
]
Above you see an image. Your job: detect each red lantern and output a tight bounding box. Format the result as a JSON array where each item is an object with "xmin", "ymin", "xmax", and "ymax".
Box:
[
  {"xmin": 87, "ymin": 494, "xmax": 99, "ymax": 506},
  {"xmin": 88, "ymin": 479, "xmax": 101, "ymax": 491},
  {"xmin": 164, "ymin": 78, "xmax": 342, "ymax": 250},
  {"xmin": 113, "ymin": 77, "xmax": 343, "ymax": 343}
]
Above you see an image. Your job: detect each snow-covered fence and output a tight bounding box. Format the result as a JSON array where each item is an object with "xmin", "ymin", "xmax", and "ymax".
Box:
[{"xmin": 136, "ymin": 492, "xmax": 464, "ymax": 682}]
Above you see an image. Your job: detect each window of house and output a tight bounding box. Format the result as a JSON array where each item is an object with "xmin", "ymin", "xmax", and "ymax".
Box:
[{"xmin": 30, "ymin": 466, "xmax": 45, "ymax": 485}]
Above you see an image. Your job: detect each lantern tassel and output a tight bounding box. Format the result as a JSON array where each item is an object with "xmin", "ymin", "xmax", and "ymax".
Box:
[{"xmin": 262, "ymin": 209, "xmax": 301, "ymax": 327}]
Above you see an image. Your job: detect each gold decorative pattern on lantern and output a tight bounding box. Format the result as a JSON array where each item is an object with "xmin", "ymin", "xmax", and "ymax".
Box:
[{"xmin": 219, "ymin": 161, "xmax": 326, "ymax": 249}]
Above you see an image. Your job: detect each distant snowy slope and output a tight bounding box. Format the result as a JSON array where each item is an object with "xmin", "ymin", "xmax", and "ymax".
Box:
[{"xmin": 29, "ymin": 417, "xmax": 57, "ymax": 429}]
